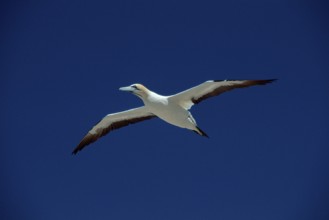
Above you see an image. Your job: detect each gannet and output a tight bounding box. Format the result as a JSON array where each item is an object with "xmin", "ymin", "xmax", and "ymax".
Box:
[{"xmin": 72, "ymin": 79, "xmax": 276, "ymax": 154}]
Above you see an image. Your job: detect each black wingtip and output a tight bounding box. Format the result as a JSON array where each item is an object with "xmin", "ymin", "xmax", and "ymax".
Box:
[
  {"xmin": 72, "ymin": 144, "xmax": 84, "ymax": 155},
  {"xmin": 71, "ymin": 149, "xmax": 79, "ymax": 155},
  {"xmin": 263, "ymin": 79, "xmax": 277, "ymax": 84},
  {"xmin": 72, "ymin": 145, "xmax": 85, "ymax": 155}
]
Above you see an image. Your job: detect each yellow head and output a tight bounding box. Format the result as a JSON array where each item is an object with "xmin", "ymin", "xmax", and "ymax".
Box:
[{"xmin": 119, "ymin": 83, "xmax": 150, "ymax": 99}]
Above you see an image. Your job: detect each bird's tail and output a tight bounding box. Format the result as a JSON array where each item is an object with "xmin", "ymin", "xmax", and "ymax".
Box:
[{"xmin": 193, "ymin": 126, "xmax": 209, "ymax": 138}]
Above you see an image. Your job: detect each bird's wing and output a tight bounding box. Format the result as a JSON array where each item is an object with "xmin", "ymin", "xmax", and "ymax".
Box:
[
  {"xmin": 72, "ymin": 106, "xmax": 156, "ymax": 154},
  {"xmin": 169, "ymin": 79, "xmax": 276, "ymax": 110}
]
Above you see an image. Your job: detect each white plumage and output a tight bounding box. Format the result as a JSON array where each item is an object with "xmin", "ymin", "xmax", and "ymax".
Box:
[{"xmin": 73, "ymin": 79, "xmax": 275, "ymax": 154}]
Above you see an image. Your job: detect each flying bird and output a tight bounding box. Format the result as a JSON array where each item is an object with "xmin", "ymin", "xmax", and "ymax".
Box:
[{"xmin": 72, "ymin": 79, "xmax": 276, "ymax": 154}]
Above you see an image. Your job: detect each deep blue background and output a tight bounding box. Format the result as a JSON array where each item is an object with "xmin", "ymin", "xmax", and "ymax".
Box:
[{"xmin": 1, "ymin": 0, "xmax": 329, "ymax": 219}]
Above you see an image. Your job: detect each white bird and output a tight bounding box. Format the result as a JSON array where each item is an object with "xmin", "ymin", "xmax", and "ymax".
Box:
[{"xmin": 72, "ymin": 79, "xmax": 276, "ymax": 154}]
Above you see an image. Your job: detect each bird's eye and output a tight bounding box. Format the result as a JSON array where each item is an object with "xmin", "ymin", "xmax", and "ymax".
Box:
[{"xmin": 132, "ymin": 85, "xmax": 139, "ymax": 90}]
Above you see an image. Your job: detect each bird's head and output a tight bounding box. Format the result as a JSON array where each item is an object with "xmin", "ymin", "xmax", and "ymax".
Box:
[{"xmin": 119, "ymin": 83, "xmax": 149, "ymax": 99}]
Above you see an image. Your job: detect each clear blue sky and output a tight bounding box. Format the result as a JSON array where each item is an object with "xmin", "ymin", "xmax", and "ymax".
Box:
[{"xmin": 1, "ymin": 0, "xmax": 329, "ymax": 219}]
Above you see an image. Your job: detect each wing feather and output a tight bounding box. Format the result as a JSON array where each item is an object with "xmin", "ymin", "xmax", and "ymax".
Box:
[
  {"xmin": 169, "ymin": 79, "xmax": 276, "ymax": 109},
  {"xmin": 72, "ymin": 106, "xmax": 156, "ymax": 154}
]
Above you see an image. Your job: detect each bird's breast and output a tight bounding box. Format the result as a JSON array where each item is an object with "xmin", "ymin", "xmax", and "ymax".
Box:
[{"xmin": 145, "ymin": 100, "xmax": 191, "ymax": 128}]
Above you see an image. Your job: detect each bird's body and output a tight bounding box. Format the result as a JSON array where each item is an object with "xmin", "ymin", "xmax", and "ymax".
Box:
[
  {"xmin": 73, "ymin": 79, "xmax": 276, "ymax": 154},
  {"xmin": 144, "ymin": 94, "xmax": 195, "ymax": 130}
]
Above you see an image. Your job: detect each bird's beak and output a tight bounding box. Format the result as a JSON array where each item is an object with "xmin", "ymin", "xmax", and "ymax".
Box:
[{"xmin": 119, "ymin": 86, "xmax": 134, "ymax": 92}]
